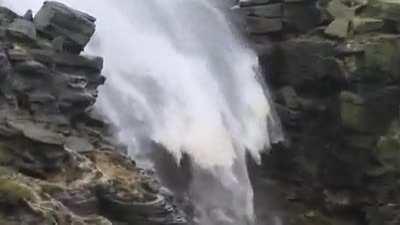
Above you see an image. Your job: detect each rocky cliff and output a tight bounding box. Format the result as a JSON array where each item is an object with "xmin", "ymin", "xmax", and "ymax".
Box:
[
  {"xmin": 236, "ymin": 0, "xmax": 400, "ymax": 224},
  {"xmin": 0, "ymin": 2, "xmax": 185, "ymax": 225}
]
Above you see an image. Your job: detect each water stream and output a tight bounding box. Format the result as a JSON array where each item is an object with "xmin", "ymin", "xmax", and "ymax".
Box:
[{"xmin": 4, "ymin": 1, "xmax": 282, "ymax": 224}]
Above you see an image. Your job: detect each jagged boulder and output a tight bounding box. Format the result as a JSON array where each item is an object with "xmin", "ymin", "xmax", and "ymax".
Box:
[{"xmin": 34, "ymin": 1, "xmax": 96, "ymax": 52}]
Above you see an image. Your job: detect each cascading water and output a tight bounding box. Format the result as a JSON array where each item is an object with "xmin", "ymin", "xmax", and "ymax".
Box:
[{"xmin": 5, "ymin": 1, "xmax": 282, "ymax": 224}]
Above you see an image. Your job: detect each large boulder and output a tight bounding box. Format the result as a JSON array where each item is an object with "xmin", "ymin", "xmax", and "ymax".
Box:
[{"xmin": 34, "ymin": 1, "xmax": 96, "ymax": 52}]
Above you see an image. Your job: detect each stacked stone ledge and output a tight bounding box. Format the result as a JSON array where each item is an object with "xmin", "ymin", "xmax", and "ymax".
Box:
[
  {"xmin": 234, "ymin": 0, "xmax": 323, "ymax": 34},
  {"xmin": 0, "ymin": 2, "xmax": 188, "ymax": 225},
  {"xmin": 0, "ymin": 1, "xmax": 104, "ymax": 119}
]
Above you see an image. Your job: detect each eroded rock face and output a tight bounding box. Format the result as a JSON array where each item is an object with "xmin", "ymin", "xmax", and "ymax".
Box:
[
  {"xmin": 0, "ymin": 2, "xmax": 187, "ymax": 225},
  {"xmin": 235, "ymin": 0, "xmax": 400, "ymax": 224}
]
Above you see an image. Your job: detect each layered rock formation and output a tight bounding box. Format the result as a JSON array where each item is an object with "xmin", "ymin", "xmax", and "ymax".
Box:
[
  {"xmin": 235, "ymin": 0, "xmax": 400, "ymax": 224},
  {"xmin": 0, "ymin": 2, "xmax": 186, "ymax": 225}
]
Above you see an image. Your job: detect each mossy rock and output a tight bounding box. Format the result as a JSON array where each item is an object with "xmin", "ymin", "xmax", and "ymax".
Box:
[
  {"xmin": 0, "ymin": 178, "xmax": 37, "ymax": 205},
  {"xmin": 356, "ymin": 36, "xmax": 400, "ymax": 82}
]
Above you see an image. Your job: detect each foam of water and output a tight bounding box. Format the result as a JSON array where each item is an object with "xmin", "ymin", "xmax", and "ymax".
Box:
[{"xmin": 5, "ymin": 1, "xmax": 282, "ymax": 224}]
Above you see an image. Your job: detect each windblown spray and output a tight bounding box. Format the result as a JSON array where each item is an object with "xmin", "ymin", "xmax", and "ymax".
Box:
[{"xmin": 5, "ymin": 1, "xmax": 281, "ymax": 224}]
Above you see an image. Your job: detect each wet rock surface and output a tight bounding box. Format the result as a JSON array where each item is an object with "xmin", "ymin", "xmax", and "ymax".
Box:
[
  {"xmin": 0, "ymin": 2, "xmax": 187, "ymax": 225},
  {"xmin": 235, "ymin": 0, "xmax": 400, "ymax": 224}
]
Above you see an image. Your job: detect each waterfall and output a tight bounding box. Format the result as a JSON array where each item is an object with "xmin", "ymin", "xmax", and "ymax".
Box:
[{"xmin": 5, "ymin": 1, "xmax": 282, "ymax": 224}]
